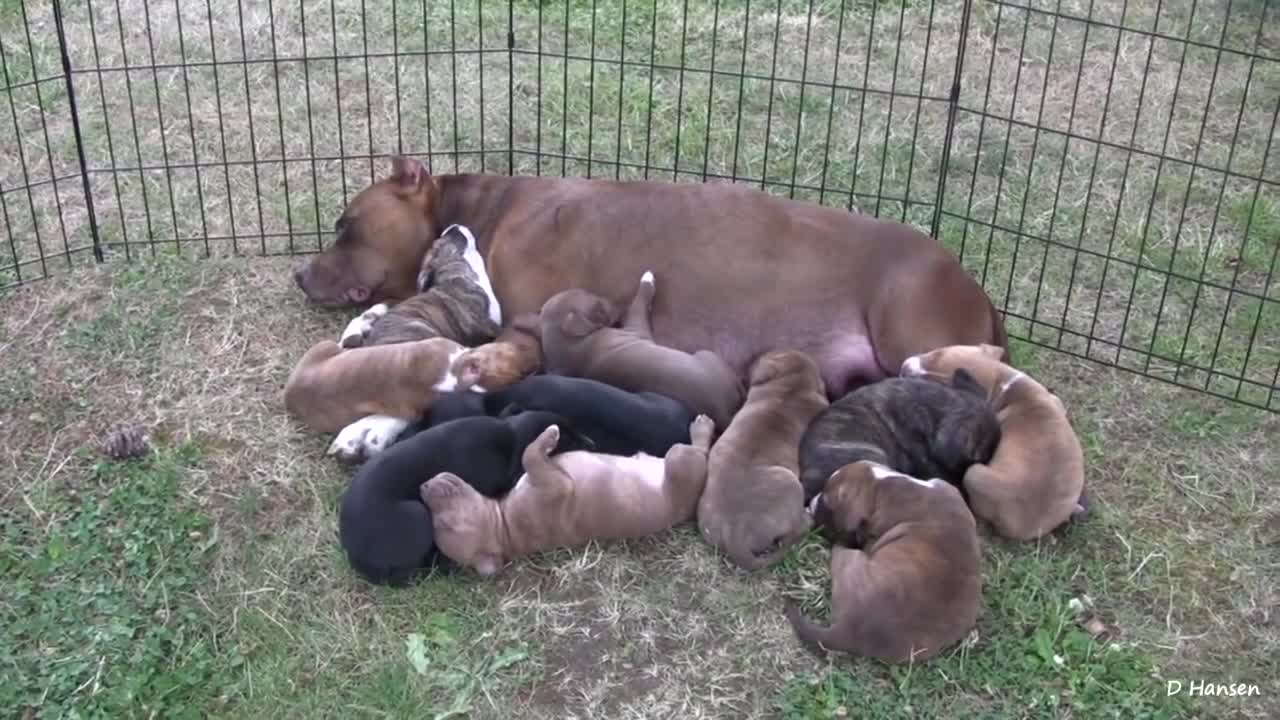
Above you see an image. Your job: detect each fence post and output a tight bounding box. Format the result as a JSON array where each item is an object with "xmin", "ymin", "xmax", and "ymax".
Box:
[
  {"xmin": 51, "ymin": 0, "xmax": 103, "ymax": 263},
  {"xmin": 508, "ymin": 1, "xmax": 516, "ymax": 174},
  {"xmin": 931, "ymin": 0, "xmax": 975, "ymax": 241}
]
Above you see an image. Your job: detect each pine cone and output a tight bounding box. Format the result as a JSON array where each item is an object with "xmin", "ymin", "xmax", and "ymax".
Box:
[{"xmin": 99, "ymin": 425, "xmax": 150, "ymax": 460}]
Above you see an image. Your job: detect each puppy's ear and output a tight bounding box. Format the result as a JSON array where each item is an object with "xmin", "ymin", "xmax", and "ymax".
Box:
[
  {"xmin": 748, "ymin": 354, "xmax": 781, "ymax": 387},
  {"xmin": 390, "ymin": 155, "xmax": 426, "ymax": 189},
  {"xmin": 978, "ymin": 343, "xmax": 1005, "ymax": 360},
  {"xmin": 589, "ymin": 297, "xmax": 616, "ymax": 327},
  {"xmin": 559, "ymin": 304, "xmax": 609, "ymax": 337},
  {"xmin": 453, "ymin": 352, "xmax": 485, "ymax": 389},
  {"xmin": 950, "ymin": 368, "xmax": 986, "ymax": 397}
]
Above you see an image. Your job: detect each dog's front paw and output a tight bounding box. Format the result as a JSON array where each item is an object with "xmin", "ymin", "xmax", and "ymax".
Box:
[
  {"xmin": 326, "ymin": 414, "xmax": 410, "ymax": 462},
  {"xmin": 338, "ymin": 303, "xmax": 389, "ymax": 348}
]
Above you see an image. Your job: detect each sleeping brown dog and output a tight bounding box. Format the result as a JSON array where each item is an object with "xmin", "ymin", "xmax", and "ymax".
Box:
[
  {"xmin": 538, "ymin": 271, "xmax": 745, "ymax": 430},
  {"xmin": 420, "ymin": 415, "xmax": 715, "ymax": 576},
  {"xmin": 786, "ymin": 460, "xmax": 982, "ymax": 663},
  {"xmin": 900, "ymin": 343, "xmax": 1087, "ymax": 540},
  {"xmin": 697, "ymin": 349, "xmax": 829, "ymax": 570},
  {"xmin": 284, "ymin": 337, "xmax": 473, "ymax": 435}
]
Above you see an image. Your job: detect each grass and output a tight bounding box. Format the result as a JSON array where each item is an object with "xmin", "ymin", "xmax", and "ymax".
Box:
[{"xmin": 1, "ymin": 0, "xmax": 1279, "ymax": 716}]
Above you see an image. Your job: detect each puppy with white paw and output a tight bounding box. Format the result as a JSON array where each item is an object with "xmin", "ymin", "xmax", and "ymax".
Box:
[{"xmin": 285, "ymin": 337, "xmax": 484, "ymax": 461}]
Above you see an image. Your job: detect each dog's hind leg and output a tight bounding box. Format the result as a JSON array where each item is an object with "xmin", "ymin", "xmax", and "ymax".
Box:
[
  {"xmin": 621, "ymin": 271, "xmax": 657, "ymax": 339},
  {"xmin": 519, "ymin": 425, "xmax": 574, "ymax": 496},
  {"xmin": 662, "ymin": 415, "xmax": 715, "ymax": 520}
]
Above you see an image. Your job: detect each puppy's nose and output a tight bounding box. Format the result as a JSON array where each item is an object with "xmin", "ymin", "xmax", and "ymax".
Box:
[{"xmin": 292, "ymin": 262, "xmax": 307, "ymax": 289}]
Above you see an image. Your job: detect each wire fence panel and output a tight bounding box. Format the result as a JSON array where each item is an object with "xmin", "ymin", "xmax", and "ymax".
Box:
[{"xmin": 1, "ymin": 0, "xmax": 1277, "ymax": 410}]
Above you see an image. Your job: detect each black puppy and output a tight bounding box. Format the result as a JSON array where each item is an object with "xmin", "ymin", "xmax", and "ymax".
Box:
[
  {"xmin": 338, "ymin": 411, "xmax": 593, "ymax": 586},
  {"xmin": 797, "ymin": 370, "xmax": 1001, "ymax": 504},
  {"xmin": 485, "ymin": 375, "xmax": 695, "ymax": 457}
]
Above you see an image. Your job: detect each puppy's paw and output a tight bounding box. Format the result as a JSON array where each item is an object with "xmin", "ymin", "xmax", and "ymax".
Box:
[
  {"xmin": 338, "ymin": 303, "xmax": 389, "ymax": 348},
  {"xmin": 539, "ymin": 424, "xmax": 561, "ymax": 453},
  {"xmin": 326, "ymin": 414, "xmax": 409, "ymax": 462},
  {"xmin": 689, "ymin": 414, "xmax": 715, "ymax": 447}
]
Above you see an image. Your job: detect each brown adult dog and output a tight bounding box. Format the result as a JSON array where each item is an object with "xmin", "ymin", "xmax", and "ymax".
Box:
[
  {"xmin": 292, "ymin": 156, "xmax": 1009, "ymax": 399},
  {"xmin": 698, "ymin": 350, "xmax": 829, "ymax": 570},
  {"xmin": 420, "ymin": 415, "xmax": 715, "ymax": 577},
  {"xmin": 900, "ymin": 343, "xmax": 1087, "ymax": 540},
  {"xmin": 283, "ymin": 337, "xmax": 472, "ymax": 435},
  {"xmin": 786, "ymin": 460, "xmax": 982, "ymax": 663},
  {"xmin": 539, "ymin": 271, "xmax": 745, "ymax": 429}
]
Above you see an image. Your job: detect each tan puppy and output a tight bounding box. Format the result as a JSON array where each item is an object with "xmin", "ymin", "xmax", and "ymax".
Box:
[
  {"xmin": 539, "ymin": 271, "xmax": 745, "ymax": 429},
  {"xmin": 421, "ymin": 415, "xmax": 715, "ymax": 576},
  {"xmin": 786, "ymin": 460, "xmax": 982, "ymax": 663},
  {"xmin": 284, "ymin": 337, "xmax": 476, "ymax": 435},
  {"xmin": 697, "ymin": 350, "xmax": 829, "ymax": 570},
  {"xmin": 900, "ymin": 343, "xmax": 1087, "ymax": 540}
]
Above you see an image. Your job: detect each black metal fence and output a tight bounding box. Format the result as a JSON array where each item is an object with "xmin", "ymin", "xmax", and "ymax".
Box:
[{"xmin": 2, "ymin": 0, "xmax": 1277, "ymax": 411}]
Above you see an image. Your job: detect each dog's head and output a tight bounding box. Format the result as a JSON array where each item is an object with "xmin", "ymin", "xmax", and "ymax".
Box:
[
  {"xmin": 932, "ymin": 369, "xmax": 1003, "ymax": 472},
  {"xmin": 818, "ymin": 461, "xmax": 964, "ymax": 543},
  {"xmin": 293, "ymin": 156, "xmax": 443, "ymax": 307},
  {"xmin": 420, "ymin": 473, "xmax": 506, "ymax": 578},
  {"xmin": 705, "ymin": 466, "xmax": 812, "ymax": 571},
  {"xmin": 416, "ymin": 224, "xmax": 471, "ymax": 292},
  {"xmin": 747, "ymin": 349, "xmax": 826, "ymax": 396},
  {"xmin": 539, "ymin": 289, "xmax": 617, "ymax": 340},
  {"xmin": 452, "ymin": 340, "xmax": 542, "ymax": 393},
  {"xmin": 899, "ymin": 343, "xmax": 1009, "ymax": 390}
]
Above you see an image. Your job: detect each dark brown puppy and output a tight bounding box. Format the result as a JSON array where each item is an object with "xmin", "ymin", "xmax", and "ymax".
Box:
[
  {"xmin": 539, "ymin": 271, "xmax": 745, "ymax": 430},
  {"xmin": 786, "ymin": 460, "xmax": 982, "ymax": 664},
  {"xmin": 797, "ymin": 370, "xmax": 1002, "ymax": 503},
  {"xmin": 697, "ymin": 350, "xmax": 829, "ymax": 570}
]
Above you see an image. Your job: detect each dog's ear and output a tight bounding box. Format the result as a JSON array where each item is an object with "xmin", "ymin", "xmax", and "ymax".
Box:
[
  {"xmin": 453, "ymin": 352, "xmax": 485, "ymax": 389},
  {"xmin": 978, "ymin": 343, "xmax": 1005, "ymax": 360},
  {"xmin": 748, "ymin": 353, "xmax": 784, "ymax": 387},
  {"xmin": 559, "ymin": 299, "xmax": 612, "ymax": 338},
  {"xmin": 390, "ymin": 155, "xmax": 426, "ymax": 189},
  {"xmin": 950, "ymin": 368, "xmax": 986, "ymax": 397}
]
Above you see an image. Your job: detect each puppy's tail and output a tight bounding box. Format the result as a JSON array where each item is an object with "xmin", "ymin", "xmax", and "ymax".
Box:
[{"xmin": 784, "ymin": 601, "xmax": 836, "ymax": 659}]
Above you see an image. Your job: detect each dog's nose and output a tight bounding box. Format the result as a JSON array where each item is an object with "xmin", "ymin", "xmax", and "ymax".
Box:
[{"xmin": 292, "ymin": 262, "xmax": 307, "ymax": 289}]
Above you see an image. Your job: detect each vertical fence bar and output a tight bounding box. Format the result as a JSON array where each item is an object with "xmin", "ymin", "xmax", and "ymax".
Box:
[
  {"xmin": 931, "ymin": 0, "xmax": 973, "ymax": 240},
  {"xmin": 51, "ymin": 0, "xmax": 103, "ymax": 262},
  {"xmin": 508, "ymin": 0, "xmax": 515, "ymax": 175}
]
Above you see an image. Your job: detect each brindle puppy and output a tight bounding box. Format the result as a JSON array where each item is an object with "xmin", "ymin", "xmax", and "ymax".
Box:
[
  {"xmin": 340, "ymin": 224, "xmax": 501, "ymax": 349},
  {"xmin": 797, "ymin": 370, "xmax": 1001, "ymax": 504}
]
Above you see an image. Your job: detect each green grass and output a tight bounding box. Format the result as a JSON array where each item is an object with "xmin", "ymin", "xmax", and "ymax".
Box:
[{"xmin": 0, "ymin": 443, "xmax": 242, "ymax": 718}]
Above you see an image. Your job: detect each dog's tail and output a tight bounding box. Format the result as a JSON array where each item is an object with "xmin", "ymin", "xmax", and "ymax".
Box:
[
  {"xmin": 988, "ymin": 300, "xmax": 1011, "ymax": 362},
  {"xmin": 784, "ymin": 601, "xmax": 836, "ymax": 659}
]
